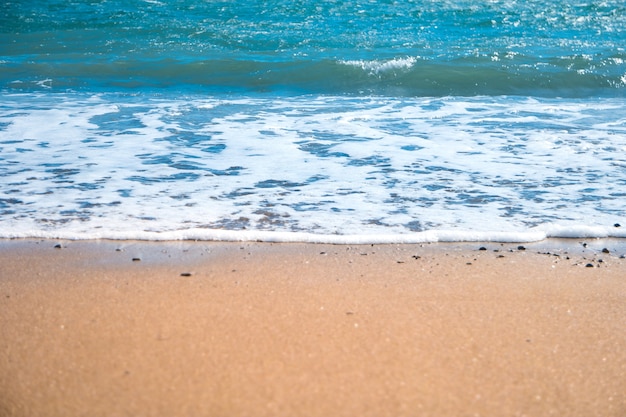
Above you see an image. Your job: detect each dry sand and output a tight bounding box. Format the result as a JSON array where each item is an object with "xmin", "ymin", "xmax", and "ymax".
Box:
[{"xmin": 1, "ymin": 238, "xmax": 625, "ymax": 417}]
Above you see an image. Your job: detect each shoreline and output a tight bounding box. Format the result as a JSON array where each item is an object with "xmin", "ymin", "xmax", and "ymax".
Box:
[
  {"xmin": 2, "ymin": 235, "xmax": 626, "ymax": 254},
  {"xmin": 1, "ymin": 238, "xmax": 625, "ymax": 416}
]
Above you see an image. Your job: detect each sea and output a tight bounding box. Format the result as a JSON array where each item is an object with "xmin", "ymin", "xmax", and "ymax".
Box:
[{"xmin": 1, "ymin": 0, "xmax": 626, "ymax": 244}]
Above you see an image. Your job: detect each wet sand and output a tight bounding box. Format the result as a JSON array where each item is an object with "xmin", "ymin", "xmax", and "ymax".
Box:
[{"xmin": 1, "ymin": 238, "xmax": 625, "ymax": 417}]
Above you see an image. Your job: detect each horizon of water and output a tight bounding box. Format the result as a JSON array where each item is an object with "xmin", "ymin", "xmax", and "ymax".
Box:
[{"xmin": 1, "ymin": 0, "xmax": 626, "ymax": 244}]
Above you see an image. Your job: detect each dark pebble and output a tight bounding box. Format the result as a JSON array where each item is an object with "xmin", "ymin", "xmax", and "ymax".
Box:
[
  {"xmin": 479, "ymin": 246, "xmax": 487, "ymax": 251},
  {"xmin": 585, "ymin": 263, "xmax": 594, "ymax": 268},
  {"xmin": 54, "ymin": 244, "xmax": 63, "ymax": 249},
  {"xmin": 602, "ymin": 248, "xmax": 610, "ymax": 254},
  {"xmin": 615, "ymin": 223, "xmax": 621, "ymax": 228},
  {"xmin": 412, "ymin": 255, "xmax": 421, "ymax": 260},
  {"xmin": 180, "ymin": 272, "xmax": 192, "ymax": 277},
  {"xmin": 132, "ymin": 257, "xmax": 141, "ymax": 262},
  {"xmin": 517, "ymin": 245, "xmax": 526, "ymax": 251}
]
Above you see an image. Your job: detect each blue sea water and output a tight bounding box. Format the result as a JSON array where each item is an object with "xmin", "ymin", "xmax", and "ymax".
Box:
[{"xmin": 1, "ymin": 0, "xmax": 626, "ymax": 243}]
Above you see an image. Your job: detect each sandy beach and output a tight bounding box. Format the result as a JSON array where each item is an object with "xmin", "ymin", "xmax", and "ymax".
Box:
[{"xmin": 1, "ymin": 238, "xmax": 625, "ymax": 417}]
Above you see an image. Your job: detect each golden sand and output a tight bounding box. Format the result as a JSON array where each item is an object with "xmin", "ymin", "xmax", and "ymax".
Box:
[{"xmin": 1, "ymin": 239, "xmax": 625, "ymax": 416}]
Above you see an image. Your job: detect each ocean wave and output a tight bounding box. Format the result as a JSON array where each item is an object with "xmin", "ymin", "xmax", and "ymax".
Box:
[{"xmin": 3, "ymin": 57, "xmax": 625, "ymax": 98}]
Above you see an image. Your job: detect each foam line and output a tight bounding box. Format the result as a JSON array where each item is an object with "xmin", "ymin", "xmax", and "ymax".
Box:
[{"xmin": 2, "ymin": 227, "xmax": 620, "ymax": 244}]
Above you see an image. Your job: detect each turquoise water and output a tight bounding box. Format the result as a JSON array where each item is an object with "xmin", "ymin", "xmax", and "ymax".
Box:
[
  {"xmin": 1, "ymin": 0, "xmax": 625, "ymax": 242},
  {"xmin": 3, "ymin": 0, "xmax": 625, "ymax": 96}
]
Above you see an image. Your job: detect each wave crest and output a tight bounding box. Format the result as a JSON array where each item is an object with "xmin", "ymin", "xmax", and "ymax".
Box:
[{"xmin": 339, "ymin": 57, "xmax": 418, "ymax": 75}]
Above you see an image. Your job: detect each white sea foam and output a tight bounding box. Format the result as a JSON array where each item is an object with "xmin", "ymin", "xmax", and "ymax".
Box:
[
  {"xmin": 1, "ymin": 93, "xmax": 625, "ymax": 243},
  {"xmin": 1, "ymin": 225, "xmax": 625, "ymax": 244},
  {"xmin": 339, "ymin": 57, "xmax": 418, "ymax": 75},
  {"xmin": 34, "ymin": 79, "xmax": 53, "ymax": 88}
]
